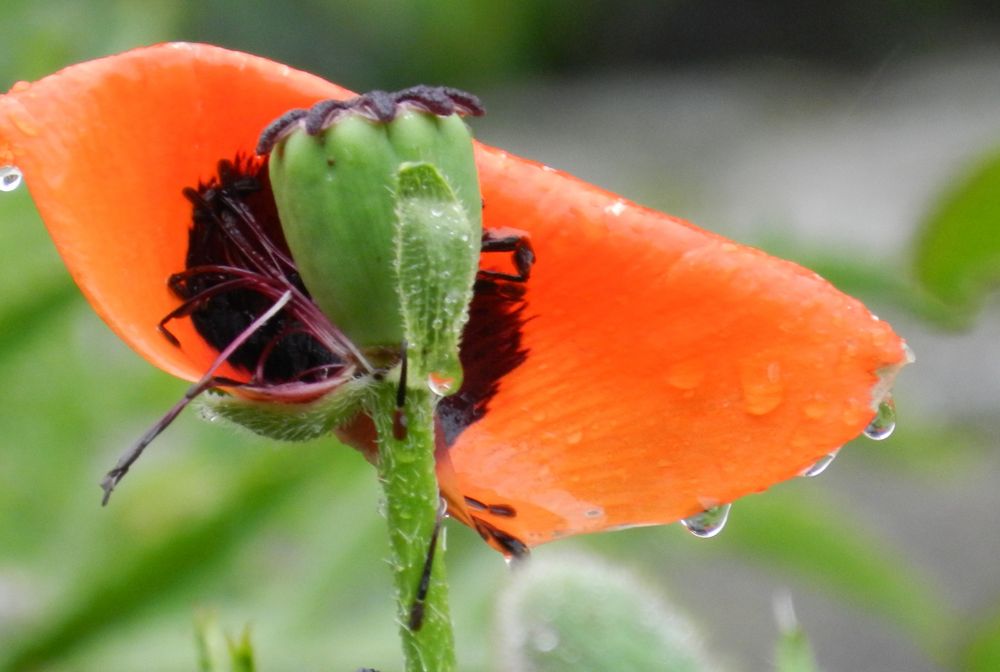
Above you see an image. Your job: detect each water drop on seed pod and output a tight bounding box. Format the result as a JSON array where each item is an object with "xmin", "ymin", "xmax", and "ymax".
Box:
[
  {"xmin": 0, "ymin": 166, "xmax": 23, "ymax": 192},
  {"xmin": 680, "ymin": 503, "xmax": 731, "ymax": 538}
]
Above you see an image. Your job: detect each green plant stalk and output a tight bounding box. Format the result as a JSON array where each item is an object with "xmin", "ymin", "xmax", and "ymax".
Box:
[{"xmin": 370, "ymin": 381, "xmax": 456, "ymax": 672}]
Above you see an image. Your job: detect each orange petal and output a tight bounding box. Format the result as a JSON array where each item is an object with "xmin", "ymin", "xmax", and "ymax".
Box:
[
  {"xmin": 0, "ymin": 43, "xmax": 351, "ymax": 381},
  {"xmin": 1, "ymin": 44, "xmax": 910, "ymax": 550},
  {"xmin": 452, "ymin": 147, "xmax": 908, "ymax": 547}
]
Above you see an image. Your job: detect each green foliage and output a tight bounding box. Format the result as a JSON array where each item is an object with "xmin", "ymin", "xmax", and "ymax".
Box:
[
  {"xmin": 773, "ymin": 597, "xmax": 821, "ymax": 672},
  {"xmin": 195, "ymin": 614, "xmax": 255, "ymax": 672},
  {"xmin": 960, "ymin": 608, "xmax": 1000, "ymax": 672},
  {"xmin": 915, "ymin": 148, "xmax": 1000, "ymax": 324},
  {"xmin": 711, "ymin": 487, "xmax": 952, "ymax": 650}
]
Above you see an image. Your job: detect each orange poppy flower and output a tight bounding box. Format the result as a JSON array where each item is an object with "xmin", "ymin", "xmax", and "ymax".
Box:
[{"xmin": 0, "ymin": 43, "xmax": 909, "ymax": 554}]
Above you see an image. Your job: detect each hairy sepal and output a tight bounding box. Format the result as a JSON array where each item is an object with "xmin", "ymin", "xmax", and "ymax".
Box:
[{"xmin": 198, "ymin": 378, "xmax": 371, "ymax": 442}]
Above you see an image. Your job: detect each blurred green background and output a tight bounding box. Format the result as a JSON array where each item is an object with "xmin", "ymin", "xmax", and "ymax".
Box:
[{"xmin": 3, "ymin": 2, "xmax": 1000, "ymax": 671}]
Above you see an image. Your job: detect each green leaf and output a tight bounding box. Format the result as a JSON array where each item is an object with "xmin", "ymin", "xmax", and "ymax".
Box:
[
  {"xmin": 226, "ymin": 626, "xmax": 256, "ymax": 672},
  {"xmin": 194, "ymin": 611, "xmax": 226, "ymax": 672},
  {"xmin": 706, "ymin": 488, "xmax": 954, "ymax": 655},
  {"xmin": 0, "ymin": 446, "xmax": 332, "ymax": 671},
  {"xmin": 915, "ymin": 148, "xmax": 1000, "ymax": 322}
]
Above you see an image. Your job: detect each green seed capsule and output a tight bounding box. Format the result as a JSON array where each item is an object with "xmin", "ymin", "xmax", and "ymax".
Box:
[{"xmin": 269, "ymin": 109, "xmax": 482, "ymax": 359}]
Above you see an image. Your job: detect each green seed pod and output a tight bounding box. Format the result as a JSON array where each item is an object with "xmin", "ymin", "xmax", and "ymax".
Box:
[{"xmin": 268, "ymin": 108, "xmax": 482, "ymax": 357}]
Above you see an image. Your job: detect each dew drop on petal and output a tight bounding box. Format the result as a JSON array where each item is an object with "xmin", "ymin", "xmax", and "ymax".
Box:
[
  {"xmin": 800, "ymin": 452, "xmax": 837, "ymax": 478},
  {"xmin": 864, "ymin": 397, "xmax": 896, "ymax": 440},
  {"xmin": 740, "ymin": 359, "xmax": 784, "ymax": 415},
  {"xmin": 0, "ymin": 166, "xmax": 23, "ymax": 192},
  {"xmin": 427, "ymin": 372, "xmax": 456, "ymax": 396},
  {"xmin": 604, "ymin": 199, "xmax": 627, "ymax": 217},
  {"xmin": 680, "ymin": 503, "xmax": 731, "ymax": 538}
]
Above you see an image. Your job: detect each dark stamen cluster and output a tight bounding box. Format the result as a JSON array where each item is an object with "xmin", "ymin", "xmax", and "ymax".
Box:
[
  {"xmin": 163, "ymin": 156, "xmax": 361, "ymax": 388},
  {"xmin": 256, "ymin": 85, "xmax": 485, "ymax": 155}
]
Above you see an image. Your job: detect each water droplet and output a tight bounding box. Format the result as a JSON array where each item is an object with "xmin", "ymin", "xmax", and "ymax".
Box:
[
  {"xmin": 427, "ymin": 372, "xmax": 456, "ymax": 396},
  {"xmin": 740, "ymin": 359, "xmax": 784, "ymax": 415},
  {"xmin": 604, "ymin": 200, "xmax": 627, "ymax": 217},
  {"xmin": 802, "ymin": 398, "xmax": 830, "ymax": 420},
  {"xmin": 0, "ymin": 166, "xmax": 23, "ymax": 192},
  {"xmin": 864, "ymin": 397, "xmax": 896, "ymax": 440},
  {"xmin": 429, "ymin": 207, "xmax": 444, "ymax": 217},
  {"xmin": 800, "ymin": 452, "xmax": 837, "ymax": 478},
  {"xmin": 565, "ymin": 430, "xmax": 583, "ymax": 445},
  {"xmin": 584, "ymin": 506, "xmax": 604, "ymax": 519},
  {"xmin": 666, "ymin": 360, "xmax": 704, "ymax": 390},
  {"xmin": 680, "ymin": 503, "xmax": 731, "ymax": 538}
]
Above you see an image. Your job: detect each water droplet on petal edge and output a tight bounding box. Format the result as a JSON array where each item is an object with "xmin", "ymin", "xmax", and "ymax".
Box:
[
  {"xmin": 864, "ymin": 397, "xmax": 896, "ymax": 441},
  {"xmin": 800, "ymin": 452, "xmax": 837, "ymax": 478},
  {"xmin": 680, "ymin": 503, "xmax": 732, "ymax": 539},
  {"xmin": 0, "ymin": 166, "xmax": 23, "ymax": 192}
]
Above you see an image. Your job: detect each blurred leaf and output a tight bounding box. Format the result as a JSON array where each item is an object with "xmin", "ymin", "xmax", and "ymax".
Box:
[
  {"xmin": 914, "ymin": 148, "xmax": 1000, "ymax": 324},
  {"xmin": 847, "ymin": 416, "xmax": 987, "ymax": 479},
  {"xmin": 775, "ymin": 627, "xmax": 820, "ymax": 672},
  {"xmin": 0, "ymin": 280, "xmax": 78, "ymax": 361},
  {"xmin": 0, "ymin": 446, "xmax": 332, "ymax": 672},
  {"xmin": 707, "ymin": 489, "xmax": 954, "ymax": 655},
  {"xmin": 773, "ymin": 596, "xmax": 820, "ymax": 672},
  {"xmin": 194, "ymin": 611, "xmax": 226, "ymax": 672},
  {"xmin": 194, "ymin": 614, "xmax": 255, "ymax": 672},
  {"xmin": 752, "ymin": 235, "xmax": 959, "ymax": 327},
  {"xmin": 959, "ymin": 606, "xmax": 1000, "ymax": 672},
  {"xmin": 226, "ymin": 626, "xmax": 256, "ymax": 672}
]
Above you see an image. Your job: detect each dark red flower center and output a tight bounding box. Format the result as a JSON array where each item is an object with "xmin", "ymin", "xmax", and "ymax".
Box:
[{"xmin": 166, "ymin": 155, "xmax": 530, "ymax": 445}]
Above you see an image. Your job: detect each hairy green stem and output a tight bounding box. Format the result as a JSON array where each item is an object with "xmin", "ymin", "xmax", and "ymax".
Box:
[{"xmin": 370, "ymin": 381, "xmax": 455, "ymax": 672}]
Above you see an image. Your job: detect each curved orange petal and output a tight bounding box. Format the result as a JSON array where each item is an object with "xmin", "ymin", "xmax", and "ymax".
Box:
[
  {"xmin": 0, "ymin": 43, "xmax": 352, "ymax": 381},
  {"xmin": 454, "ymin": 147, "xmax": 908, "ymax": 546},
  {"xmin": 1, "ymin": 44, "xmax": 910, "ymax": 550}
]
